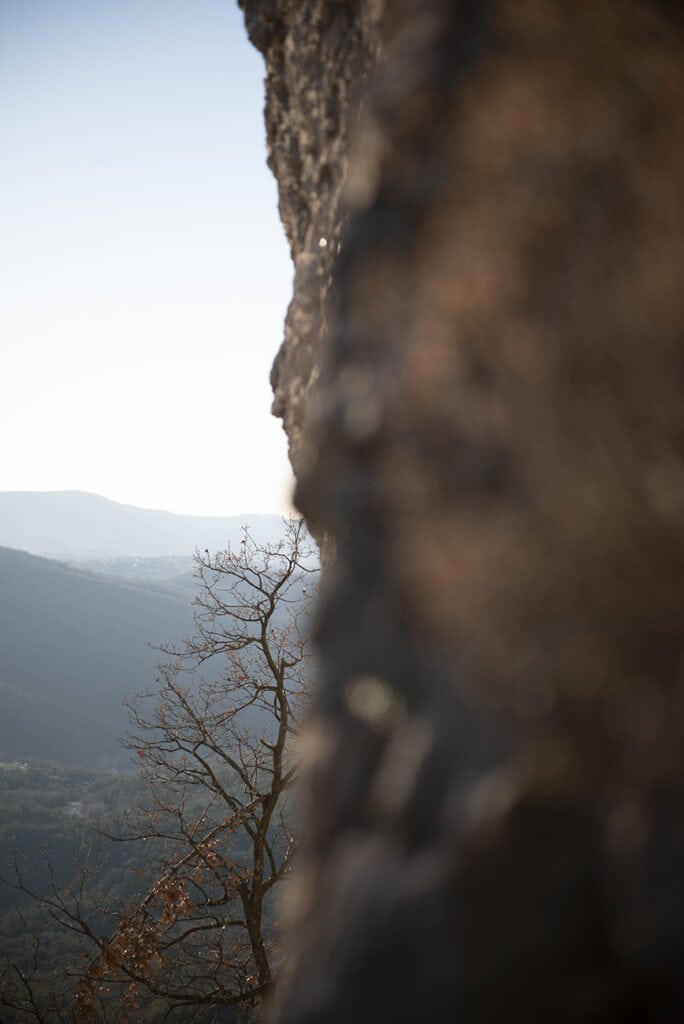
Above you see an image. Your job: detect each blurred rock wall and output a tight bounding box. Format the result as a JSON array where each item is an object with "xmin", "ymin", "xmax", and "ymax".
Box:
[{"xmin": 240, "ymin": 1, "xmax": 684, "ymax": 1020}]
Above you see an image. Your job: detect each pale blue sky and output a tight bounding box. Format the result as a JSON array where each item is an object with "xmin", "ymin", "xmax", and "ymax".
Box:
[{"xmin": 0, "ymin": 0, "xmax": 295, "ymax": 516}]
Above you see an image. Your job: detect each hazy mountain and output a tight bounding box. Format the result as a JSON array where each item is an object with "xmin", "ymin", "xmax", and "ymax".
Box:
[
  {"xmin": 0, "ymin": 491, "xmax": 286, "ymax": 560},
  {"xmin": 0, "ymin": 546, "xmax": 194, "ymax": 768},
  {"xmin": 71, "ymin": 554, "xmax": 196, "ymax": 586}
]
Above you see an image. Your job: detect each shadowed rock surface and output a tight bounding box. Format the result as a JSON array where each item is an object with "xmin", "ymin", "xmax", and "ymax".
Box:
[{"xmin": 241, "ymin": 1, "xmax": 684, "ymax": 1020}]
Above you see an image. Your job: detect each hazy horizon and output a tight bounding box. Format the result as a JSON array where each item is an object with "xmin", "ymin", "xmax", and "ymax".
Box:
[
  {"xmin": 0, "ymin": 488, "xmax": 293, "ymax": 562},
  {"xmin": 1, "ymin": 0, "xmax": 295, "ymax": 518},
  {"xmin": 0, "ymin": 485, "xmax": 290, "ymax": 519}
]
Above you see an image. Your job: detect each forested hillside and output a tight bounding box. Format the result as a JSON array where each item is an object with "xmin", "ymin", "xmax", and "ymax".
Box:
[
  {"xmin": 0, "ymin": 547, "xmax": 193, "ymax": 768},
  {"xmin": 0, "ymin": 520, "xmax": 313, "ymax": 1023}
]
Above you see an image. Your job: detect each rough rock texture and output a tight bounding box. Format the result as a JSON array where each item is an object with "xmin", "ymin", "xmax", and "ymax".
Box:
[
  {"xmin": 241, "ymin": 1, "xmax": 684, "ymax": 1021},
  {"xmin": 240, "ymin": 0, "xmax": 380, "ymax": 482}
]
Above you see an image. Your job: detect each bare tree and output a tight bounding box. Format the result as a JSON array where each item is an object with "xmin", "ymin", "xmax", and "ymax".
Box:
[{"xmin": 1, "ymin": 517, "xmax": 316, "ymax": 1023}]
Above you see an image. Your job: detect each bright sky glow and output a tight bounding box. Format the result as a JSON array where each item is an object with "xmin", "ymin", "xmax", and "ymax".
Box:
[{"xmin": 0, "ymin": 0, "xmax": 295, "ymax": 516}]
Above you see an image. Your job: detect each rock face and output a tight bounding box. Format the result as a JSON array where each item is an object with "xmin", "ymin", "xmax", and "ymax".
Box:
[
  {"xmin": 240, "ymin": 0, "xmax": 380, "ymax": 482},
  {"xmin": 241, "ymin": 1, "xmax": 684, "ymax": 1020}
]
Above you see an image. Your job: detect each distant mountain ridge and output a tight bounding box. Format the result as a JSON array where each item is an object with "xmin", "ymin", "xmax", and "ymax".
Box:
[{"xmin": 0, "ymin": 491, "xmax": 285, "ymax": 560}]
